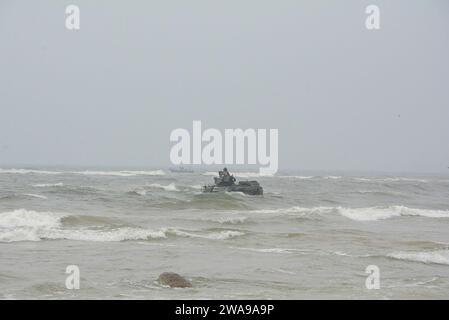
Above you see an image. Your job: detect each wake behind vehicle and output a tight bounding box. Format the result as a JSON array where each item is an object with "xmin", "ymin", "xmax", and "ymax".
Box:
[{"xmin": 202, "ymin": 168, "xmax": 263, "ymax": 196}]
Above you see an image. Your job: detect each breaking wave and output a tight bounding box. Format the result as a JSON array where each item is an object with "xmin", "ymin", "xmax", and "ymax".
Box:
[
  {"xmin": 252, "ymin": 206, "xmax": 333, "ymax": 216},
  {"xmin": 43, "ymin": 228, "xmax": 166, "ymax": 242},
  {"xmin": 164, "ymin": 228, "xmax": 244, "ymax": 240},
  {"xmin": 337, "ymin": 206, "xmax": 449, "ymax": 221},
  {"xmin": 250, "ymin": 205, "xmax": 449, "ymax": 221},
  {"xmin": 32, "ymin": 183, "xmax": 64, "ymax": 188},
  {"xmin": 0, "ymin": 209, "xmax": 165, "ymax": 242},
  {"xmin": 387, "ymin": 250, "xmax": 449, "ymax": 265},
  {"xmin": 0, "ymin": 209, "xmax": 244, "ymax": 242},
  {"xmin": 147, "ymin": 183, "xmax": 179, "ymax": 192}
]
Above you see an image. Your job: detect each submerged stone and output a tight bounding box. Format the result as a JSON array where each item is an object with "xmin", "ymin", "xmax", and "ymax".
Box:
[{"xmin": 158, "ymin": 272, "xmax": 192, "ymax": 288}]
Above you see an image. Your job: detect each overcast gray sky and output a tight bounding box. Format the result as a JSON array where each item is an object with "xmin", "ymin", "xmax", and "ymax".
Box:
[{"xmin": 0, "ymin": 0, "xmax": 448, "ymax": 173}]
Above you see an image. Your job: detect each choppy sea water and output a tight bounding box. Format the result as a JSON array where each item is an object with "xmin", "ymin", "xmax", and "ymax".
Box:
[{"xmin": 1, "ymin": 167, "xmax": 449, "ymax": 299}]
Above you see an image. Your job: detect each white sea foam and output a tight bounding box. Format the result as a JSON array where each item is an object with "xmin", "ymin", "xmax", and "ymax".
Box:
[
  {"xmin": 148, "ymin": 183, "xmax": 179, "ymax": 192},
  {"xmin": 388, "ymin": 250, "xmax": 449, "ymax": 265},
  {"xmin": 0, "ymin": 209, "xmax": 63, "ymax": 242},
  {"xmin": 337, "ymin": 206, "xmax": 449, "ymax": 221},
  {"xmin": 22, "ymin": 194, "xmax": 48, "ymax": 200},
  {"xmin": 230, "ymin": 246, "xmax": 306, "ymax": 254},
  {"xmin": 1, "ymin": 168, "xmax": 166, "ymax": 177},
  {"xmin": 206, "ymin": 216, "xmax": 248, "ymax": 224},
  {"xmin": 0, "ymin": 209, "xmax": 63, "ymax": 229},
  {"xmin": 382, "ymin": 177, "xmax": 428, "ymax": 183},
  {"xmin": 278, "ymin": 175, "xmax": 315, "ymax": 179},
  {"xmin": 353, "ymin": 177, "xmax": 428, "ymax": 183},
  {"xmin": 165, "ymin": 228, "xmax": 244, "ymax": 240},
  {"xmin": 225, "ymin": 191, "xmax": 248, "ymax": 197},
  {"xmin": 276, "ymin": 175, "xmax": 341, "ymax": 180},
  {"xmin": 277, "ymin": 175, "xmax": 427, "ymax": 182},
  {"xmin": 322, "ymin": 176, "xmax": 342, "ymax": 180},
  {"xmin": 252, "ymin": 206, "xmax": 333, "ymax": 216},
  {"xmin": 333, "ymin": 251, "xmax": 354, "ymax": 257},
  {"xmin": 76, "ymin": 170, "xmax": 165, "ymax": 177},
  {"xmin": 251, "ymin": 205, "xmax": 449, "ymax": 221},
  {"xmin": 43, "ymin": 228, "xmax": 167, "ymax": 242},
  {"xmin": 332, "ymin": 251, "xmax": 372, "ymax": 258},
  {"xmin": 0, "ymin": 168, "xmax": 61, "ymax": 175},
  {"xmin": 32, "ymin": 183, "xmax": 64, "ymax": 187}
]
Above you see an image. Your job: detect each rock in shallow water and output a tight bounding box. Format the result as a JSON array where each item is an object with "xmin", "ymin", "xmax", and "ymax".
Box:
[{"xmin": 158, "ymin": 272, "xmax": 192, "ymax": 288}]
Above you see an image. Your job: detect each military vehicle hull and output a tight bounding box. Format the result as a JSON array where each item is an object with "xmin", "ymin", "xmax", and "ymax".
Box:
[{"xmin": 202, "ymin": 181, "xmax": 263, "ymax": 196}]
